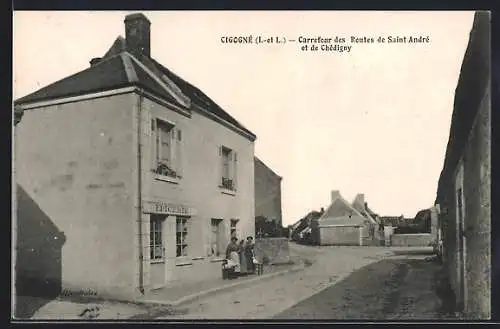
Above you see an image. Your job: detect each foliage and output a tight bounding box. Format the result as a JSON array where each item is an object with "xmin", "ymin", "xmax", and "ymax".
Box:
[
  {"xmin": 153, "ymin": 162, "xmax": 177, "ymax": 177},
  {"xmin": 255, "ymin": 216, "xmax": 288, "ymax": 238},
  {"xmin": 394, "ymin": 224, "xmax": 430, "ymax": 234}
]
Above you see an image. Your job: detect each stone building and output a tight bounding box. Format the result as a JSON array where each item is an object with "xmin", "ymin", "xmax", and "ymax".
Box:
[
  {"xmin": 254, "ymin": 157, "xmax": 283, "ymax": 226},
  {"xmin": 311, "ymin": 191, "xmax": 368, "ymax": 246},
  {"xmin": 14, "ymin": 13, "xmax": 256, "ymax": 299},
  {"xmin": 434, "ymin": 11, "xmax": 491, "ymax": 319}
]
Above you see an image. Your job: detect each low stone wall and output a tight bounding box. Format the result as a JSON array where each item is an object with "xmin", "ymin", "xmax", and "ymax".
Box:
[
  {"xmin": 390, "ymin": 233, "xmax": 436, "ymax": 247},
  {"xmin": 254, "ymin": 237, "xmax": 291, "ymax": 265}
]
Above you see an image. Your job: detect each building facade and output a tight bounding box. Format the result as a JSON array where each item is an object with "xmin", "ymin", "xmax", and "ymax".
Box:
[
  {"xmin": 14, "ymin": 13, "xmax": 256, "ymax": 299},
  {"xmin": 435, "ymin": 11, "xmax": 491, "ymax": 319},
  {"xmin": 311, "ymin": 191, "xmax": 366, "ymax": 246},
  {"xmin": 254, "ymin": 157, "xmax": 283, "ymax": 225}
]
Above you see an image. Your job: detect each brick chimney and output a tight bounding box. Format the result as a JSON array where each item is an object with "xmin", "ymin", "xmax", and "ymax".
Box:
[
  {"xmin": 331, "ymin": 190, "xmax": 340, "ymax": 203},
  {"xmin": 353, "ymin": 193, "xmax": 365, "ymax": 209},
  {"xmin": 124, "ymin": 13, "xmax": 151, "ymax": 57}
]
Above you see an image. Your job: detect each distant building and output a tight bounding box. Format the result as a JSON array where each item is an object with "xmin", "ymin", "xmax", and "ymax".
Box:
[
  {"xmin": 254, "ymin": 157, "xmax": 282, "ymax": 226},
  {"xmin": 14, "ymin": 13, "xmax": 257, "ymax": 299},
  {"xmin": 435, "ymin": 11, "xmax": 491, "ymax": 319},
  {"xmin": 380, "ymin": 215, "xmax": 405, "ymax": 227},
  {"xmin": 311, "ymin": 191, "xmax": 368, "ymax": 246},
  {"xmin": 290, "ymin": 210, "xmax": 323, "ymax": 243}
]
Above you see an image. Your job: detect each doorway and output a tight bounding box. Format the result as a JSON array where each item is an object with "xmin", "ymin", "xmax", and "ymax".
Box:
[{"xmin": 150, "ymin": 215, "xmax": 166, "ymax": 289}]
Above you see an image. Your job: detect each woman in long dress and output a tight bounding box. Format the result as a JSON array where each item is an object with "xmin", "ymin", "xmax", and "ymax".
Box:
[
  {"xmin": 244, "ymin": 236, "xmax": 255, "ymax": 274},
  {"xmin": 239, "ymin": 240, "xmax": 248, "ymax": 275},
  {"xmin": 226, "ymin": 237, "xmax": 241, "ymax": 274}
]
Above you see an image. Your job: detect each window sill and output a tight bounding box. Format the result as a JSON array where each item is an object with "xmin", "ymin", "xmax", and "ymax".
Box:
[
  {"xmin": 175, "ymin": 261, "xmax": 193, "ymax": 267},
  {"xmin": 150, "ymin": 259, "xmax": 165, "ymax": 264},
  {"xmin": 154, "ymin": 174, "xmax": 180, "ymax": 184},
  {"xmin": 191, "ymin": 256, "xmax": 205, "ymax": 261},
  {"xmin": 219, "ymin": 187, "xmax": 236, "ymax": 196},
  {"xmin": 209, "ymin": 257, "xmax": 226, "ymax": 263}
]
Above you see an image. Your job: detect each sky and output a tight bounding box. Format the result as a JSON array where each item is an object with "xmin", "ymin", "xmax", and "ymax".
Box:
[{"xmin": 13, "ymin": 11, "xmax": 475, "ymax": 226}]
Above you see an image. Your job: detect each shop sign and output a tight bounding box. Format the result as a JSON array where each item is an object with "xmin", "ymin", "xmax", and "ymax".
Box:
[{"xmin": 143, "ymin": 200, "xmax": 193, "ymax": 216}]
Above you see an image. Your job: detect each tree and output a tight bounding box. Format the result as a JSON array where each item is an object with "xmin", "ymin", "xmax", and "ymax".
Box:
[{"xmin": 255, "ymin": 216, "xmax": 286, "ymax": 238}]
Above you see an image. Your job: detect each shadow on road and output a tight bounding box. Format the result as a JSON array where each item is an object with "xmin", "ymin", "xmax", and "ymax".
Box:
[
  {"xmin": 391, "ymin": 249, "xmax": 436, "ymax": 256},
  {"xmin": 274, "ymin": 256, "xmax": 455, "ymax": 320},
  {"xmin": 15, "ymin": 185, "xmax": 67, "ymax": 319}
]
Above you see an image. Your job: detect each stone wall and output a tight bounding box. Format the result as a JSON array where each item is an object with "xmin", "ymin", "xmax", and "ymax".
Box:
[
  {"xmin": 254, "ymin": 238, "xmax": 290, "ymax": 265},
  {"xmin": 390, "ymin": 233, "xmax": 436, "ymax": 247},
  {"xmin": 319, "ymin": 226, "xmax": 361, "ymax": 246},
  {"xmin": 434, "ymin": 11, "xmax": 491, "ymax": 319}
]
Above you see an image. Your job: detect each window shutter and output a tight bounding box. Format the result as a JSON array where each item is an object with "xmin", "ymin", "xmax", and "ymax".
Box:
[
  {"xmin": 151, "ymin": 119, "xmax": 157, "ymax": 171},
  {"xmin": 176, "ymin": 128, "xmax": 183, "ymax": 177},
  {"xmin": 218, "ymin": 146, "xmax": 223, "ymax": 186},
  {"xmin": 228, "ymin": 152, "xmax": 234, "ymax": 185},
  {"xmin": 233, "ymin": 151, "xmax": 238, "ymax": 191},
  {"xmin": 170, "ymin": 127, "xmax": 176, "ymax": 171}
]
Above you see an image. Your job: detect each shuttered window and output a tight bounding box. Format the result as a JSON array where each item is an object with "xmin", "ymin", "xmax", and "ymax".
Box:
[
  {"xmin": 151, "ymin": 118, "xmax": 183, "ymax": 179},
  {"xmin": 219, "ymin": 146, "xmax": 237, "ymax": 191}
]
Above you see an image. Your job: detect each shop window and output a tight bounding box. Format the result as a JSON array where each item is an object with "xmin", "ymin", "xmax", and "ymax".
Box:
[
  {"xmin": 176, "ymin": 216, "xmax": 189, "ymax": 257},
  {"xmin": 150, "ymin": 216, "xmax": 164, "ymax": 261}
]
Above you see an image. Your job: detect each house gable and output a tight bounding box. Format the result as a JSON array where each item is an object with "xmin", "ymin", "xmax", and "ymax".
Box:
[
  {"xmin": 319, "ymin": 192, "xmax": 365, "ymax": 226},
  {"xmin": 14, "ymin": 13, "xmax": 256, "ymax": 142}
]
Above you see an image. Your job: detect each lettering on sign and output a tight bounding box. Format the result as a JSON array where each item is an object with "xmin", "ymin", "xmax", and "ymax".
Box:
[{"xmin": 144, "ymin": 201, "xmax": 191, "ymax": 215}]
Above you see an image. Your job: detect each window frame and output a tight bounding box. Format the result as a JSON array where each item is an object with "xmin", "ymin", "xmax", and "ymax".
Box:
[
  {"xmin": 219, "ymin": 146, "xmax": 237, "ymax": 193},
  {"xmin": 150, "ymin": 216, "xmax": 165, "ymax": 264},
  {"xmin": 230, "ymin": 219, "xmax": 239, "ymax": 239},
  {"xmin": 176, "ymin": 216, "xmax": 189, "ymax": 258},
  {"xmin": 209, "ymin": 218, "xmax": 224, "ymax": 258},
  {"xmin": 151, "ymin": 117, "xmax": 182, "ymax": 182}
]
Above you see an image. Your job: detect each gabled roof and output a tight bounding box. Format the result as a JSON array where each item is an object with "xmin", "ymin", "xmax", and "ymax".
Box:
[
  {"xmin": 14, "ymin": 36, "xmax": 256, "ymax": 141},
  {"xmin": 351, "ymin": 197, "xmax": 377, "ymax": 224},
  {"xmin": 319, "ymin": 192, "xmax": 365, "ymax": 226},
  {"xmin": 290, "ymin": 210, "xmax": 322, "ymax": 232},
  {"xmin": 254, "ymin": 156, "xmax": 282, "ymax": 180}
]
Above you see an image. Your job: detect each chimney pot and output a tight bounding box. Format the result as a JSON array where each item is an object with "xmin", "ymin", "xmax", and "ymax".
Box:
[
  {"xmin": 90, "ymin": 57, "xmax": 101, "ymax": 67},
  {"xmin": 331, "ymin": 190, "xmax": 340, "ymax": 203},
  {"xmin": 124, "ymin": 12, "xmax": 151, "ymax": 57}
]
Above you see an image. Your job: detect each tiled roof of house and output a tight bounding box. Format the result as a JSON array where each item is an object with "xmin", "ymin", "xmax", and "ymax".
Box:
[
  {"xmin": 435, "ymin": 11, "xmax": 490, "ymax": 204},
  {"xmin": 319, "ymin": 192, "xmax": 365, "ymax": 226},
  {"xmin": 351, "ymin": 201, "xmax": 378, "ymax": 225},
  {"xmin": 14, "ymin": 36, "xmax": 256, "ymax": 140},
  {"xmin": 14, "ymin": 55, "xmax": 131, "ymax": 104}
]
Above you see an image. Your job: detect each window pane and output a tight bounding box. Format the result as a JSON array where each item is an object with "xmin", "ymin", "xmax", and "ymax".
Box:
[
  {"xmin": 154, "ymin": 246, "xmax": 162, "ymax": 259},
  {"xmin": 176, "ymin": 245, "xmax": 181, "ymax": 257}
]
